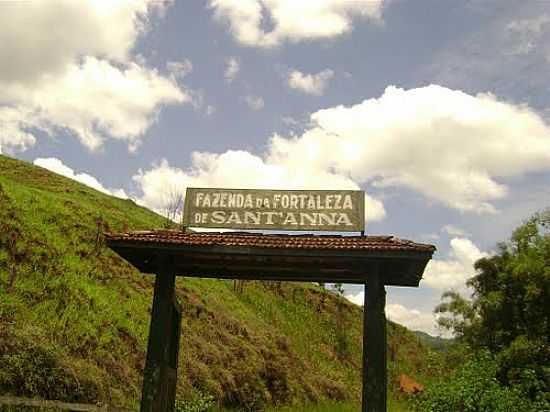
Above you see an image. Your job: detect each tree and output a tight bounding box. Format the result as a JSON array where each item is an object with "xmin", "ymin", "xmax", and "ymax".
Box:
[
  {"xmin": 163, "ymin": 186, "xmax": 185, "ymax": 228},
  {"xmin": 434, "ymin": 210, "xmax": 550, "ymax": 406},
  {"xmin": 436, "ymin": 211, "xmax": 550, "ymax": 346},
  {"xmin": 434, "ymin": 290, "xmax": 477, "ymax": 342}
]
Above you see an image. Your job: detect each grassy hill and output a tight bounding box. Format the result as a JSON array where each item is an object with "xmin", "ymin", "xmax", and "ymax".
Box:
[
  {"xmin": 413, "ymin": 331, "xmax": 455, "ymax": 352},
  {"xmin": 0, "ymin": 154, "xmax": 439, "ymax": 411}
]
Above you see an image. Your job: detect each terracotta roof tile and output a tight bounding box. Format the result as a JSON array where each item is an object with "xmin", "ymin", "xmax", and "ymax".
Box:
[{"xmin": 105, "ymin": 230, "xmax": 436, "ymax": 253}]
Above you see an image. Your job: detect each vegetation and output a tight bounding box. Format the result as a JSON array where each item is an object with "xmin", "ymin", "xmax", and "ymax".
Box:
[
  {"xmin": 415, "ymin": 211, "xmax": 550, "ymax": 411},
  {"xmin": 412, "ymin": 331, "xmax": 454, "ymax": 352},
  {"xmin": 263, "ymin": 402, "xmax": 359, "ymax": 412},
  {"xmin": 176, "ymin": 392, "xmax": 215, "ymax": 412},
  {"xmin": 414, "ymin": 351, "xmax": 537, "ymax": 412},
  {"xmin": 0, "ymin": 155, "xmax": 436, "ymax": 411}
]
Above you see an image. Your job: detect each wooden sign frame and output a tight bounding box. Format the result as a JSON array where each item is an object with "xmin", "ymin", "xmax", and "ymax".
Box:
[
  {"xmin": 182, "ymin": 187, "xmax": 365, "ymax": 232},
  {"xmin": 107, "ymin": 231, "xmax": 435, "ymax": 412}
]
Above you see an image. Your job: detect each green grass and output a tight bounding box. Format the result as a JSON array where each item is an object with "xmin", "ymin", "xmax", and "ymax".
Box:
[
  {"xmin": 214, "ymin": 397, "xmax": 411, "ymax": 412},
  {"xmin": 236, "ymin": 401, "xmax": 360, "ymax": 412},
  {"xmin": 0, "ymin": 154, "xmax": 437, "ymax": 411}
]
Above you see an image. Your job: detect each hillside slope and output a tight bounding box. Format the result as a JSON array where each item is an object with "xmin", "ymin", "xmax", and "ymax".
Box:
[{"xmin": 0, "ymin": 155, "xmax": 437, "ymax": 410}]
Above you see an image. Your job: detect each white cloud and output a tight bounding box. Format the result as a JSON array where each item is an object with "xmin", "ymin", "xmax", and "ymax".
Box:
[
  {"xmin": 167, "ymin": 59, "xmax": 193, "ymax": 79},
  {"xmin": 345, "ymin": 291, "xmax": 440, "ymax": 336},
  {"xmin": 244, "ymin": 95, "xmax": 265, "ymax": 111},
  {"xmin": 33, "ymin": 157, "xmax": 127, "ymax": 199},
  {"xmin": 133, "ymin": 84, "xmax": 550, "ymax": 224},
  {"xmin": 224, "ymin": 57, "xmax": 240, "ymax": 82},
  {"xmin": 205, "ymin": 105, "xmax": 217, "ymax": 116},
  {"xmin": 441, "ymin": 224, "xmax": 468, "ymax": 237},
  {"xmin": 0, "ymin": 0, "xmax": 168, "ymax": 84},
  {"xmin": 0, "ymin": 0, "xmax": 189, "ymax": 153},
  {"xmin": 281, "ymin": 116, "xmax": 300, "ymax": 127},
  {"xmin": 131, "ymin": 159, "xmax": 190, "ymax": 214},
  {"xmin": 288, "ymin": 69, "xmax": 334, "ymax": 95},
  {"xmin": 424, "ymin": 4, "xmax": 550, "ymax": 119},
  {"xmin": 209, "ymin": 0, "xmax": 383, "ymax": 48},
  {"xmin": 0, "ymin": 107, "xmax": 37, "ymax": 155},
  {"xmin": 132, "ymin": 152, "xmax": 386, "ymax": 224},
  {"xmin": 506, "ymin": 14, "xmax": 550, "ymax": 56},
  {"xmin": 131, "ymin": 83, "xmax": 550, "ymax": 223},
  {"xmin": 267, "ymin": 85, "xmax": 550, "ymax": 213},
  {"xmin": 422, "ymin": 237, "xmax": 488, "ymax": 292},
  {"xmin": 421, "ymin": 233, "xmax": 440, "ymax": 242},
  {"xmin": 4, "ymin": 58, "xmax": 187, "ymax": 152},
  {"xmin": 346, "ymin": 291, "xmax": 364, "ymax": 306},
  {"xmin": 386, "ymin": 303, "xmax": 440, "ymax": 336}
]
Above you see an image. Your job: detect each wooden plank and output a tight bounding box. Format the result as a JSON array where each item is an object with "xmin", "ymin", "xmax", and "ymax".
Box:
[
  {"xmin": 112, "ymin": 252, "xmax": 426, "ymax": 287},
  {"xmin": 108, "ymin": 243, "xmax": 431, "ymax": 287},
  {"xmin": 362, "ymin": 271, "xmax": 387, "ymax": 412},
  {"xmin": 169, "ymin": 266, "xmax": 418, "ymax": 287},
  {"xmin": 165, "ymin": 295, "xmax": 182, "ymax": 408},
  {"xmin": 140, "ymin": 270, "xmax": 178, "ymax": 412}
]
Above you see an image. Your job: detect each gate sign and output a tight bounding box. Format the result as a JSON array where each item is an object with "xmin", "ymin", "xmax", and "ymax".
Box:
[{"xmin": 183, "ymin": 188, "xmax": 365, "ymax": 232}]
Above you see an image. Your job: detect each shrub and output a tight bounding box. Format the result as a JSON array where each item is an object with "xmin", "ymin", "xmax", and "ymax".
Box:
[
  {"xmin": 413, "ymin": 351, "xmax": 536, "ymax": 412},
  {"xmin": 496, "ymin": 335, "xmax": 549, "ymax": 405}
]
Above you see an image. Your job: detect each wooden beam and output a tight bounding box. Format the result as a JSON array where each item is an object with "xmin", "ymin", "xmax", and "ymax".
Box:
[
  {"xmin": 140, "ymin": 269, "xmax": 180, "ymax": 412},
  {"xmin": 362, "ymin": 271, "xmax": 387, "ymax": 412},
  {"xmin": 110, "ymin": 247, "xmax": 429, "ymax": 287}
]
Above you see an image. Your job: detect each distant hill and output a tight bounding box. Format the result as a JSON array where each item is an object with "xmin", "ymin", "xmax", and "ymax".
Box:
[
  {"xmin": 0, "ymin": 154, "xmax": 439, "ymax": 410},
  {"xmin": 413, "ymin": 330, "xmax": 455, "ymax": 352}
]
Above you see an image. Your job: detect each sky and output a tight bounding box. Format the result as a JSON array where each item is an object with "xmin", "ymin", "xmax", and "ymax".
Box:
[{"xmin": 1, "ymin": 0, "xmax": 550, "ymax": 336}]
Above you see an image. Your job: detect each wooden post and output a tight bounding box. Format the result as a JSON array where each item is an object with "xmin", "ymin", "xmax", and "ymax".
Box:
[
  {"xmin": 362, "ymin": 272, "xmax": 387, "ymax": 412},
  {"xmin": 140, "ymin": 269, "xmax": 181, "ymax": 412}
]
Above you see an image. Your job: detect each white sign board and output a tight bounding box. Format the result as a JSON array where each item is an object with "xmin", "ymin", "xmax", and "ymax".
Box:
[{"xmin": 182, "ymin": 188, "xmax": 365, "ymax": 232}]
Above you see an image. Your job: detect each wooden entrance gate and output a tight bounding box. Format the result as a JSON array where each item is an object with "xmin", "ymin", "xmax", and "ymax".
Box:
[{"xmin": 107, "ymin": 230, "xmax": 435, "ymax": 412}]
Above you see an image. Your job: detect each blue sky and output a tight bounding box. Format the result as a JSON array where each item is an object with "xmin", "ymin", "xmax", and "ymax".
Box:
[{"xmin": 1, "ymin": 0, "xmax": 550, "ymax": 335}]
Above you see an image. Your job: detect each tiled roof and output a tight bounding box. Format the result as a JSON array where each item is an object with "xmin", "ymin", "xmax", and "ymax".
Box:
[{"xmin": 105, "ymin": 230, "xmax": 436, "ymax": 253}]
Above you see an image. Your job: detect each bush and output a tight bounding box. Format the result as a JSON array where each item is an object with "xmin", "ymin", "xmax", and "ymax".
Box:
[
  {"xmin": 0, "ymin": 342, "xmax": 100, "ymax": 403},
  {"xmin": 496, "ymin": 335, "xmax": 549, "ymax": 405},
  {"xmin": 413, "ymin": 351, "xmax": 538, "ymax": 412}
]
